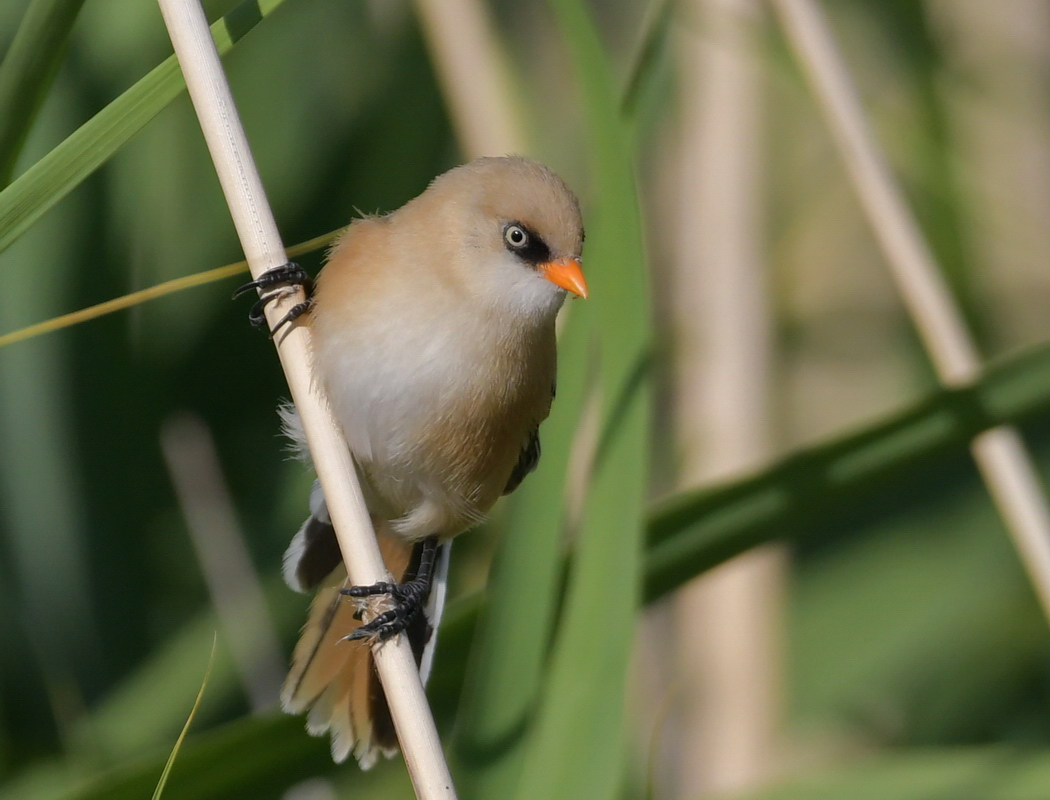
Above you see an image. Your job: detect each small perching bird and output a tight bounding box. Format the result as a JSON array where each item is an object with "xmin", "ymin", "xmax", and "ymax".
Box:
[{"xmin": 237, "ymin": 156, "xmax": 587, "ymax": 768}]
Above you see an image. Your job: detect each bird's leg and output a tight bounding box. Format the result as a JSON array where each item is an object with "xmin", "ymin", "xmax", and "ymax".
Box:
[
  {"xmin": 232, "ymin": 261, "xmax": 314, "ymax": 336},
  {"xmin": 341, "ymin": 536, "xmax": 439, "ymax": 643}
]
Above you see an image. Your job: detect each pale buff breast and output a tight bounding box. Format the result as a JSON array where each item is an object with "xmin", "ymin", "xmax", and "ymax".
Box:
[{"xmin": 309, "ymin": 220, "xmax": 557, "ymax": 541}]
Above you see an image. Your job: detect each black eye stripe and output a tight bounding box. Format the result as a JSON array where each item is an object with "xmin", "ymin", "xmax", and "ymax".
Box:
[{"xmin": 503, "ymin": 222, "xmax": 551, "ymax": 265}]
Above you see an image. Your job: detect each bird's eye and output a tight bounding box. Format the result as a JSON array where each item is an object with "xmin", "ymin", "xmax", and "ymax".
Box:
[{"xmin": 504, "ymin": 224, "xmax": 529, "ymax": 250}]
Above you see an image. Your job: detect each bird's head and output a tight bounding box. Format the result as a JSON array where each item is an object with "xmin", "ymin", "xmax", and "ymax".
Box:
[{"xmin": 410, "ymin": 156, "xmax": 587, "ymax": 321}]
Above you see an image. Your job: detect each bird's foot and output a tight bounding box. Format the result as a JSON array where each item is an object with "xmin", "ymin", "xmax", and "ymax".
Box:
[
  {"xmin": 340, "ymin": 537, "xmax": 438, "ymax": 643},
  {"xmin": 232, "ymin": 261, "xmax": 314, "ymax": 336}
]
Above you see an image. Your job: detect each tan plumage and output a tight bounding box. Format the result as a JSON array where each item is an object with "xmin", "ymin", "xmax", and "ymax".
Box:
[{"xmin": 279, "ymin": 156, "xmax": 586, "ymax": 767}]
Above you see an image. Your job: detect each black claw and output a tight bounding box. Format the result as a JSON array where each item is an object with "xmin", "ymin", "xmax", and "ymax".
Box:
[
  {"xmin": 233, "ymin": 261, "xmax": 313, "ymax": 299},
  {"xmin": 346, "ymin": 607, "xmax": 401, "ymax": 641},
  {"xmin": 233, "ymin": 261, "xmax": 315, "ymax": 333},
  {"xmin": 247, "ymin": 295, "xmax": 271, "ymax": 328},
  {"xmin": 340, "ymin": 537, "xmax": 439, "ymax": 643},
  {"xmin": 268, "ymin": 300, "xmax": 313, "ymax": 339},
  {"xmin": 344, "ymin": 581, "xmax": 401, "ymax": 599}
]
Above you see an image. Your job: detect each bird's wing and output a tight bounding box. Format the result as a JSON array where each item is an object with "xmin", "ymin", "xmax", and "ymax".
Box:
[{"xmin": 503, "ymin": 427, "xmax": 541, "ymax": 496}]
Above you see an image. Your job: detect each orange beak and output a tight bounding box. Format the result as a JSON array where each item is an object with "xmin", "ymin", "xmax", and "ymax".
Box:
[{"xmin": 540, "ymin": 257, "xmax": 589, "ymax": 299}]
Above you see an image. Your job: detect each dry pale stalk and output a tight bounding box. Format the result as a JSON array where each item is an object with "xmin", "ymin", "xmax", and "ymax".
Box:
[
  {"xmin": 154, "ymin": 1, "xmax": 456, "ymax": 796},
  {"xmin": 413, "ymin": 0, "xmax": 527, "ymax": 158},
  {"xmin": 671, "ymin": 0, "xmax": 781, "ymax": 795},
  {"xmin": 771, "ymin": 0, "xmax": 1050, "ymax": 621},
  {"xmin": 928, "ymin": 0, "xmax": 1050, "ymax": 348}
]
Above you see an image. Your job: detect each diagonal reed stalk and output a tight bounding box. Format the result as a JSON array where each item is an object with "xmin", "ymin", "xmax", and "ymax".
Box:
[
  {"xmin": 771, "ymin": 0, "xmax": 1050, "ymax": 623},
  {"xmin": 154, "ymin": 1, "xmax": 456, "ymax": 797}
]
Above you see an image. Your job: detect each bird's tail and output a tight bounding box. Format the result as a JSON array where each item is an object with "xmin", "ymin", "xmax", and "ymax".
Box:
[{"xmin": 280, "ymin": 510, "xmax": 450, "ymax": 768}]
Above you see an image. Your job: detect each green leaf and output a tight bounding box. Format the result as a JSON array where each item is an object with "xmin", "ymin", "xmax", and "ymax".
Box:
[
  {"xmin": 0, "ymin": 0, "xmax": 87, "ymax": 186},
  {"xmin": 619, "ymin": 0, "xmax": 673, "ymax": 120},
  {"xmin": 643, "ymin": 340, "xmax": 1050, "ymax": 603},
  {"xmin": 46, "ymin": 714, "xmax": 334, "ymax": 800},
  {"xmin": 512, "ymin": 0, "xmax": 651, "ymax": 798},
  {"xmin": 18, "ymin": 338, "xmax": 1050, "ymax": 799},
  {"xmin": 789, "ymin": 486, "xmax": 1040, "ymax": 737},
  {"xmin": 452, "ymin": 306, "xmax": 593, "ymax": 797},
  {"xmin": 450, "ymin": 5, "xmax": 671, "ymax": 793},
  {"xmin": 151, "ymin": 636, "xmax": 217, "ymax": 800},
  {"xmin": 0, "ymin": 0, "xmax": 287, "ymax": 256},
  {"xmin": 71, "ymin": 577, "xmax": 303, "ymax": 761},
  {"xmin": 456, "ymin": 335, "xmax": 1050, "ymax": 798},
  {"xmin": 745, "ymin": 747, "xmax": 1050, "ymax": 800}
]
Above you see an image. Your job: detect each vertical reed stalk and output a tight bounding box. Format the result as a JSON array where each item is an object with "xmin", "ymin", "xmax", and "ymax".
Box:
[
  {"xmin": 154, "ymin": 1, "xmax": 456, "ymax": 797},
  {"xmin": 412, "ymin": 0, "xmax": 527, "ymax": 157},
  {"xmin": 671, "ymin": 0, "xmax": 781, "ymax": 794},
  {"xmin": 771, "ymin": 0, "xmax": 1050, "ymax": 622}
]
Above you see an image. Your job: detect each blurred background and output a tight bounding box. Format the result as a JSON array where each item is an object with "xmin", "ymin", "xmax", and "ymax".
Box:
[{"xmin": 5, "ymin": 0, "xmax": 1050, "ymax": 798}]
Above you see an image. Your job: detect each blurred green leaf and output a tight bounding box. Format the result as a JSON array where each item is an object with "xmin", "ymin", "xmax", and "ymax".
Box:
[
  {"xmin": 46, "ymin": 714, "xmax": 333, "ymax": 800},
  {"xmin": 644, "ymin": 340, "xmax": 1050, "ymax": 602},
  {"xmin": 13, "ymin": 336, "xmax": 1050, "ymax": 797},
  {"xmin": 452, "ymin": 307, "xmax": 592, "ymax": 798},
  {"xmin": 71, "ymin": 578, "xmax": 303, "ymax": 761},
  {"xmin": 13, "ymin": 709, "xmax": 425, "ymax": 800},
  {"xmin": 512, "ymin": 0, "xmax": 651, "ymax": 798},
  {"xmin": 0, "ymin": 0, "xmax": 86, "ymax": 186},
  {"xmin": 790, "ymin": 486, "xmax": 1046, "ymax": 743},
  {"xmin": 619, "ymin": 0, "xmax": 672, "ymax": 120},
  {"xmin": 451, "ymin": 3, "xmax": 672, "ymax": 794},
  {"xmin": 454, "ymin": 316, "xmax": 1050, "ymax": 800},
  {"xmin": 0, "ymin": 0, "xmax": 287, "ymax": 256},
  {"xmin": 746, "ymin": 747, "xmax": 1050, "ymax": 800}
]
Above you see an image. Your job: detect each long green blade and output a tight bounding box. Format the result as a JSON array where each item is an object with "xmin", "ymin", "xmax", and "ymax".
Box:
[
  {"xmin": 0, "ymin": 0, "xmax": 87, "ymax": 185},
  {"xmin": 644, "ymin": 341, "xmax": 1050, "ymax": 601},
  {"xmin": 151, "ymin": 636, "xmax": 217, "ymax": 800},
  {"xmin": 0, "ymin": 0, "xmax": 286, "ymax": 256},
  {"xmin": 512, "ymin": 0, "xmax": 651, "ymax": 797},
  {"xmin": 452, "ymin": 305, "xmax": 593, "ymax": 797},
  {"xmin": 450, "ymin": 2, "xmax": 673, "ymax": 792},
  {"xmin": 18, "ymin": 338, "xmax": 1050, "ymax": 800}
]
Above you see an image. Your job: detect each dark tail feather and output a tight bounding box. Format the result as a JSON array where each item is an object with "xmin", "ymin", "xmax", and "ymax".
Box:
[{"xmin": 282, "ymin": 481, "xmax": 343, "ymax": 593}]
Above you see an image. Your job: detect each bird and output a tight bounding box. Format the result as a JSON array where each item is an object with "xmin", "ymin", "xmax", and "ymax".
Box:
[{"xmin": 236, "ymin": 156, "xmax": 587, "ymax": 768}]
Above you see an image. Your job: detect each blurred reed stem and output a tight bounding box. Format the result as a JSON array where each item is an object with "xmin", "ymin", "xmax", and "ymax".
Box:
[
  {"xmin": 161, "ymin": 412, "xmax": 285, "ymax": 713},
  {"xmin": 771, "ymin": 0, "xmax": 1050, "ymax": 625},
  {"xmin": 412, "ymin": 0, "xmax": 527, "ymax": 158},
  {"xmin": 927, "ymin": 0, "xmax": 1050, "ymax": 350}
]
